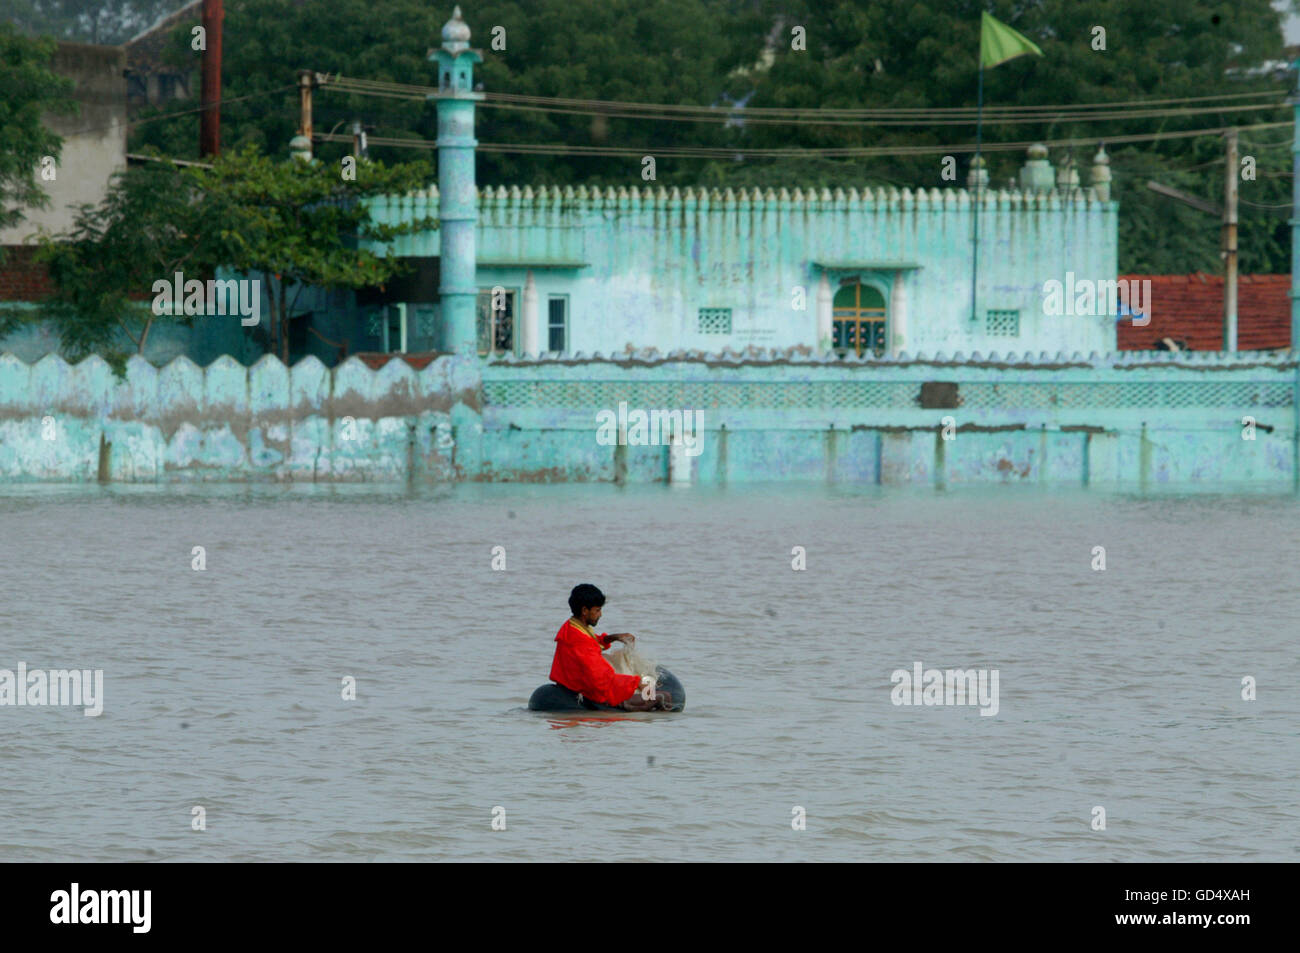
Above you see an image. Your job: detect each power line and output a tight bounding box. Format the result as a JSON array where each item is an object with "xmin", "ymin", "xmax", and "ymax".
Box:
[
  {"xmin": 322, "ymin": 78, "xmax": 1279, "ymax": 127},
  {"xmin": 485, "ymin": 87, "xmax": 1288, "ymax": 116},
  {"xmin": 480, "ymin": 99, "xmax": 1287, "ymax": 128},
  {"xmin": 321, "ymin": 75, "xmax": 1284, "ymax": 117},
  {"xmin": 1236, "ymin": 134, "xmax": 1295, "ymax": 147},
  {"xmin": 124, "ymin": 152, "xmax": 213, "ymax": 169},
  {"xmin": 315, "ymin": 120, "xmax": 1294, "ymax": 160},
  {"xmin": 60, "ymin": 84, "xmax": 299, "ymax": 139},
  {"xmin": 1108, "ymin": 157, "xmax": 1226, "ymax": 173},
  {"xmin": 321, "ymin": 76, "xmax": 1288, "ymax": 127}
]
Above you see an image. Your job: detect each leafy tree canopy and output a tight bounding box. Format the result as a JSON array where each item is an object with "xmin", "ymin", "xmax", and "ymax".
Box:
[
  {"xmin": 124, "ymin": 0, "xmax": 1293, "ymax": 272},
  {"xmin": 27, "ymin": 161, "xmax": 222, "ymax": 368},
  {"xmin": 21, "ymin": 144, "xmax": 435, "ymax": 367},
  {"xmin": 0, "ymin": 21, "xmax": 74, "ymax": 238},
  {"xmin": 188, "ymin": 145, "xmax": 435, "ymax": 362},
  {"xmin": 0, "ymin": 0, "xmax": 187, "ymax": 46}
]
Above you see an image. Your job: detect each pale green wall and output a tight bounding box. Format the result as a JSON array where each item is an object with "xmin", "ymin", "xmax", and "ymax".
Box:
[
  {"xmin": 2, "ymin": 349, "xmax": 1293, "ymax": 486},
  {"xmin": 369, "ymin": 183, "xmax": 1119, "ymax": 357}
]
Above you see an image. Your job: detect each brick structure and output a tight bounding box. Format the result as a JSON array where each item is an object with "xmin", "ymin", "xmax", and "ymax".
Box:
[
  {"xmin": 1117, "ymin": 273, "xmax": 1291, "ymax": 351},
  {"xmin": 125, "ymin": 0, "xmax": 202, "ymax": 114},
  {"xmin": 0, "ymin": 247, "xmax": 55, "ymax": 302}
]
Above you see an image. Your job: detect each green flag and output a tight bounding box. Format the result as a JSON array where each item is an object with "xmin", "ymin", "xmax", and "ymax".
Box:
[{"xmin": 979, "ymin": 11, "xmax": 1043, "ymax": 68}]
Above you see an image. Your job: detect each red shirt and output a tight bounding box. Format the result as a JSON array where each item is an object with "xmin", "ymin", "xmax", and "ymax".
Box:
[{"xmin": 549, "ymin": 618, "xmax": 641, "ymax": 706}]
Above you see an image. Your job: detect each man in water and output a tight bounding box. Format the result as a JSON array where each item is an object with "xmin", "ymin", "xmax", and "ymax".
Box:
[{"xmin": 550, "ymin": 584, "xmax": 672, "ymax": 711}]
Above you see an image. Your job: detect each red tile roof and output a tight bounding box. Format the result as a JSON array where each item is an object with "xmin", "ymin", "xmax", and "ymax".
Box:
[
  {"xmin": 1117, "ymin": 273, "xmax": 1291, "ymax": 350},
  {"xmin": 354, "ymin": 352, "xmax": 440, "ymax": 370}
]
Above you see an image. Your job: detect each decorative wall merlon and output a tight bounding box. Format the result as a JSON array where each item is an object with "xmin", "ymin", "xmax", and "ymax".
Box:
[{"xmin": 421, "ymin": 183, "xmax": 1116, "ymax": 211}]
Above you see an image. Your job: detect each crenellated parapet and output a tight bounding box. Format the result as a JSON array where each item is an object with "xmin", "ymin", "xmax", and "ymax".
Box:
[{"xmin": 370, "ymin": 181, "xmax": 1114, "ymax": 224}]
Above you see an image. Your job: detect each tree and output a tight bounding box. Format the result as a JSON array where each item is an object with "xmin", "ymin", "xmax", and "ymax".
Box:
[
  {"xmin": 129, "ymin": 0, "xmax": 769, "ymax": 181},
  {"xmin": 738, "ymin": 0, "xmax": 1290, "ymax": 272},
  {"xmin": 188, "ymin": 144, "xmax": 436, "ymax": 363},
  {"xmin": 0, "ymin": 21, "xmax": 74, "ymax": 240},
  {"xmin": 125, "ymin": 0, "xmax": 1293, "ymax": 272},
  {"xmin": 0, "ymin": 0, "xmax": 185, "ymax": 46},
  {"xmin": 29, "ymin": 160, "xmax": 223, "ymax": 367}
]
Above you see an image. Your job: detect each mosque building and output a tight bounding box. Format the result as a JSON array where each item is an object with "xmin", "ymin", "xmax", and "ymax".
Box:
[
  {"xmin": 346, "ymin": 6, "xmax": 1121, "ymax": 366},
  {"xmin": 0, "ymin": 5, "xmax": 1123, "ymax": 370},
  {"xmin": 0, "ymin": 7, "xmax": 1294, "ymax": 488}
]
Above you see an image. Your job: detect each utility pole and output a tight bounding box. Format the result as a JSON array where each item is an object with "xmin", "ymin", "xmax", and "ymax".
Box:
[
  {"xmin": 199, "ymin": 0, "xmax": 223, "ymax": 157},
  {"xmin": 1223, "ymin": 128, "xmax": 1238, "ymax": 352},
  {"xmin": 296, "ymin": 69, "xmax": 316, "ymax": 159},
  {"xmin": 1144, "ymin": 128, "xmax": 1240, "ymax": 352}
]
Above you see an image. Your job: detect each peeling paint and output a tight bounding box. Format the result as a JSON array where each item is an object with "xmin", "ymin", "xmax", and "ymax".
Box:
[
  {"xmin": 850, "ymin": 423, "xmax": 1028, "ymax": 433},
  {"xmin": 488, "ymin": 354, "xmax": 1100, "ymax": 371},
  {"xmin": 1113, "ymin": 360, "xmax": 1300, "ymax": 373},
  {"xmin": 1, "ymin": 350, "xmax": 1297, "ymax": 486}
]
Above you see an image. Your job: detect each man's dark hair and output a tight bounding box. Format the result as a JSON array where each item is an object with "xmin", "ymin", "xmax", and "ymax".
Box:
[{"xmin": 569, "ymin": 583, "xmax": 606, "ymax": 616}]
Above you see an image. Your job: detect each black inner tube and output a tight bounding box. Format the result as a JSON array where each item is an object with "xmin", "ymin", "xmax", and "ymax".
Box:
[{"xmin": 528, "ymin": 666, "xmax": 685, "ymax": 712}]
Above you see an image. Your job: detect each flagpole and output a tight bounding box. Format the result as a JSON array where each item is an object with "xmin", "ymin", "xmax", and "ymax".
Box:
[
  {"xmin": 971, "ymin": 12, "xmax": 1041, "ymax": 321},
  {"xmin": 971, "ymin": 63, "xmax": 983, "ymax": 323}
]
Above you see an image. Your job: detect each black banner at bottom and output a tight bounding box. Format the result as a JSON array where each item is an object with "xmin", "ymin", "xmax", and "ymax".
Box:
[{"xmin": 1, "ymin": 862, "xmax": 1278, "ymax": 940}]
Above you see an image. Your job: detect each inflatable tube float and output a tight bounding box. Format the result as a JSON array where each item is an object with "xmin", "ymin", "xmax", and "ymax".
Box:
[{"xmin": 528, "ymin": 666, "xmax": 685, "ymax": 712}]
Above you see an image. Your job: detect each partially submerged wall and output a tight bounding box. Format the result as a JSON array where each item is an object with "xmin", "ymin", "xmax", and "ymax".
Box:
[
  {"xmin": 0, "ymin": 353, "xmax": 477, "ymax": 482},
  {"xmin": 478, "ymin": 349, "xmax": 1299, "ymax": 487},
  {"xmin": 0, "ymin": 349, "xmax": 1296, "ymax": 486}
]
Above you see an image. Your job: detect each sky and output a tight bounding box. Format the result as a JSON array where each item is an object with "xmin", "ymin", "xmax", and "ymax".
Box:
[{"xmin": 1275, "ymin": 0, "xmax": 1300, "ymax": 44}]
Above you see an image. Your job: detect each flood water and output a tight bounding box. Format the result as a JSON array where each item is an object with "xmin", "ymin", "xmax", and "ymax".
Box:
[{"xmin": 1, "ymin": 483, "xmax": 1296, "ymax": 862}]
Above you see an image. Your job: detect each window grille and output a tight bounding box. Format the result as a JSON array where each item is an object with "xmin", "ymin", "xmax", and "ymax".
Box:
[
  {"xmin": 986, "ymin": 310, "xmax": 1020, "ymax": 336},
  {"xmin": 698, "ymin": 308, "xmax": 732, "ymax": 334}
]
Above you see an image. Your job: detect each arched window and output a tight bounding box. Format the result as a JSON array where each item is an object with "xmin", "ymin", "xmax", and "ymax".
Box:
[
  {"xmin": 832, "ymin": 281, "xmax": 886, "ymax": 356},
  {"xmin": 476, "ymin": 288, "xmax": 516, "ymax": 355}
]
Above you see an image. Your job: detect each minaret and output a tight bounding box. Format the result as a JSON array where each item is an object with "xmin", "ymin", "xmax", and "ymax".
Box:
[
  {"xmin": 1019, "ymin": 143, "xmax": 1055, "ymax": 192},
  {"xmin": 1089, "ymin": 144, "xmax": 1111, "ymax": 202},
  {"xmin": 429, "ymin": 7, "xmax": 484, "ymax": 355},
  {"xmin": 1056, "ymin": 153, "xmax": 1079, "ymax": 197}
]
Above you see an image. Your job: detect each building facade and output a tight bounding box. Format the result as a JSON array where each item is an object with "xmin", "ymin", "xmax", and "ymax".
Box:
[
  {"xmin": 0, "ymin": 8, "xmax": 1295, "ymax": 489},
  {"xmin": 0, "ymin": 42, "xmax": 127, "ymax": 246},
  {"xmin": 357, "ymin": 7, "xmax": 1121, "ymax": 365}
]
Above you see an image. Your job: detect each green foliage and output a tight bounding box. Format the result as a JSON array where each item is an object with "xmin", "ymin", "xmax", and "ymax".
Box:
[
  {"xmin": 126, "ymin": 0, "xmax": 1293, "ymax": 272},
  {"xmin": 187, "ymin": 145, "xmax": 435, "ymax": 361},
  {"xmin": 130, "ymin": 0, "xmax": 770, "ymax": 179},
  {"xmin": 26, "ymin": 142, "xmax": 434, "ymax": 363},
  {"xmin": 0, "ymin": 0, "xmax": 185, "ymax": 45},
  {"xmin": 466, "ymin": 0, "xmax": 769, "ymax": 185},
  {"xmin": 0, "ymin": 21, "xmax": 74, "ymax": 241},
  {"xmin": 30, "ymin": 161, "xmax": 222, "ymax": 361},
  {"xmin": 745, "ymin": 0, "xmax": 1291, "ymax": 273}
]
